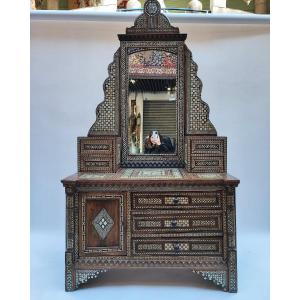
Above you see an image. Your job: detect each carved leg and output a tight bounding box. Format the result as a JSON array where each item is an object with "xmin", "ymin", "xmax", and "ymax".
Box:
[
  {"xmin": 192, "ymin": 270, "xmax": 228, "ymax": 291},
  {"xmin": 65, "ymin": 252, "xmax": 76, "ymax": 291},
  {"xmin": 75, "ymin": 269, "xmax": 108, "ymax": 290},
  {"xmin": 227, "ymin": 250, "xmax": 237, "ymax": 292}
]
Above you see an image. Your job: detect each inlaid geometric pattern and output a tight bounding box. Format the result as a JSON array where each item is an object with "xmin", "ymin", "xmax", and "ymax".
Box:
[
  {"xmin": 132, "ymin": 190, "xmax": 224, "ymax": 210},
  {"xmin": 137, "ymin": 220, "xmax": 162, "ymax": 228},
  {"xmin": 193, "ymin": 270, "xmax": 227, "ymax": 289},
  {"xmin": 76, "ymin": 170, "xmax": 229, "ymax": 182},
  {"xmin": 92, "ymin": 208, "xmax": 114, "ymax": 240},
  {"xmin": 120, "ymin": 168, "xmax": 182, "ymax": 179},
  {"xmin": 79, "ymin": 173, "xmax": 113, "ymax": 179},
  {"xmin": 137, "ymin": 244, "xmax": 163, "ymax": 251},
  {"xmin": 165, "ymin": 197, "xmax": 189, "ymax": 205},
  {"xmin": 186, "ymin": 52, "xmax": 217, "ymax": 135},
  {"xmin": 165, "ymin": 243, "xmax": 189, "ymax": 251},
  {"xmin": 164, "ymin": 219, "xmax": 189, "ymax": 228},
  {"xmin": 131, "ymin": 238, "xmax": 224, "ymax": 256},
  {"xmin": 126, "ymin": 0, "xmax": 179, "ymax": 34},
  {"xmin": 195, "ymin": 174, "xmax": 223, "ymax": 180},
  {"xmin": 88, "ymin": 50, "xmax": 119, "ymax": 136},
  {"xmin": 192, "ymin": 220, "xmax": 216, "ymax": 227},
  {"xmin": 138, "ymin": 198, "xmax": 162, "ymax": 205},
  {"xmin": 191, "ymin": 244, "xmax": 217, "ymax": 251}
]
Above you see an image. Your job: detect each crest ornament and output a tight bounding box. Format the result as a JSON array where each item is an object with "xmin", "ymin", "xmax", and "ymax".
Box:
[{"xmin": 145, "ymin": 0, "xmax": 160, "ymax": 16}]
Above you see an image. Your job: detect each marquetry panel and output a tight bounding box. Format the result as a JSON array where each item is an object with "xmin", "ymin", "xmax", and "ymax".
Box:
[
  {"xmin": 132, "ymin": 212, "xmax": 223, "ymax": 234},
  {"xmin": 185, "ymin": 136, "xmax": 227, "ymax": 173},
  {"xmin": 78, "ymin": 137, "xmax": 119, "ymax": 173},
  {"xmin": 190, "ymin": 137, "xmax": 226, "ymax": 156},
  {"xmin": 80, "ymin": 156, "xmax": 114, "ymax": 173},
  {"xmin": 79, "ymin": 137, "xmax": 114, "ymax": 156},
  {"xmin": 132, "ymin": 238, "xmax": 223, "ymax": 256},
  {"xmin": 79, "ymin": 193, "xmax": 126, "ymax": 256},
  {"xmin": 132, "ymin": 191, "xmax": 224, "ymax": 210}
]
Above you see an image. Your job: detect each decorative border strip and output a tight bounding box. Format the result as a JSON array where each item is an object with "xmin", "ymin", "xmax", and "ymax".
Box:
[
  {"xmin": 131, "ymin": 213, "xmax": 223, "ymax": 233},
  {"xmin": 131, "ymin": 238, "xmax": 223, "ymax": 256},
  {"xmin": 132, "ymin": 190, "xmax": 224, "ymax": 210},
  {"xmin": 77, "ymin": 255, "xmax": 227, "ymax": 268}
]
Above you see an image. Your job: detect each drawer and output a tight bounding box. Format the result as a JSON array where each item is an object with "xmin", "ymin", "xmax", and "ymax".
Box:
[
  {"xmin": 132, "ymin": 238, "xmax": 223, "ymax": 256},
  {"xmin": 132, "ymin": 191, "xmax": 224, "ymax": 210},
  {"xmin": 78, "ymin": 137, "xmax": 119, "ymax": 172},
  {"xmin": 132, "ymin": 211, "xmax": 223, "ymax": 234},
  {"xmin": 79, "ymin": 137, "xmax": 114, "ymax": 156},
  {"xmin": 191, "ymin": 156, "xmax": 225, "ymax": 173},
  {"xmin": 190, "ymin": 137, "xmax": 226, "ymax": 156},
  {"xmin": 80, "ymin": 155, "xmax": 114, "ymax": 172}
]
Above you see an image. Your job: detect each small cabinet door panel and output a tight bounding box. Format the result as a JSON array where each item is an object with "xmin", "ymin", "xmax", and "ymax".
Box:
[{"xmin": 79, "ymin": 192, "xmax": 126, "ymax": 256}]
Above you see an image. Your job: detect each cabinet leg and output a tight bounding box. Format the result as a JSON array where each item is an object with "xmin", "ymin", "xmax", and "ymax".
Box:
[
  {"xmin": 65, "ymin": 252, "xmax": 108, "ymax": 291},
  {"xmin": 227, "ymin": 250, "xmax": 238, "ymax": 293},
  {"xmin": 65, "ymin": 252, "xmax": 76, "ymax": 291},
  {"xmin": 192, "ymin": 270, "xmax": 228, "ymax": 291},
  {"xmin": 75, "ymin": 269, "xmax": 107, "ymax": 289}
]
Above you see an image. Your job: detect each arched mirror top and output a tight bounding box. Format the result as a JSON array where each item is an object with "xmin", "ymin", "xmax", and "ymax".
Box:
[{"xmin": 87, "ymin": 0, "xmax": 217, "ymax": 169}]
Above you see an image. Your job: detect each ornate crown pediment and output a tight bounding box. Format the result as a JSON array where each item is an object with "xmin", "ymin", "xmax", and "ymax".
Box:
[{"xmin": 126, "ymin": 0, "xmax": 179, "ymax": 34}]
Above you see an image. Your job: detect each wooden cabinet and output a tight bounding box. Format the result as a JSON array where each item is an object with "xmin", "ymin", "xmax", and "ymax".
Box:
[
  {"xmin": 62, "ymin": 0, "xmax": 239, "ymax": 293},
  {"xmin": 62, "ymin": 172, "xmax": 238, "ymax": 292}
]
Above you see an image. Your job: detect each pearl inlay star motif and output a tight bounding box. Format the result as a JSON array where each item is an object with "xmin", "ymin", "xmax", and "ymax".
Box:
[{"xmin": 92, "ymin": 208, "xmax": 114, "ymax": 240}]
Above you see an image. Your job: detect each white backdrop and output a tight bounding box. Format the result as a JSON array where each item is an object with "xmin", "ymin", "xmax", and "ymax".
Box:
[{"xmin": 31, "ymin": 17, "xmax": 269, "ymax": 300}]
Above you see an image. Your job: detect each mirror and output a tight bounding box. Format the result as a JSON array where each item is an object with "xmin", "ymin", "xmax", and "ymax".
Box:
[{"xmin": 128, "ymin": 50, "xmax": 177, "ymax": 155}]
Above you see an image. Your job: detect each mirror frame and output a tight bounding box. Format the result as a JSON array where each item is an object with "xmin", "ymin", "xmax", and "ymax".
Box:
[
  {"xmin": 121, "ymin": 45, "xmax": 185, "ymax": 168},
  {"xmin": 87, "ymin": 0, "xmax": 218, "ymax": 170}
]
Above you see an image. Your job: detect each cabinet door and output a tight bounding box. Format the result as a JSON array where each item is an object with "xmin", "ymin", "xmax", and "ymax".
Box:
[{"xmin": 79, "ymin": 192, "xmax": 126, "ymax": 256}]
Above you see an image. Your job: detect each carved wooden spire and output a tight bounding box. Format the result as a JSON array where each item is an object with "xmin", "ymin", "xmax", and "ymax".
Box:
[{"xmin": 126, "ymin": 0, "xmax": 179, "ymax": 34}]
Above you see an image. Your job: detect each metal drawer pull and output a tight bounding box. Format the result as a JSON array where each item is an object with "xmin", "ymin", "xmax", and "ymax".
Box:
[
  {"xmin": 172, "ymin": 197, "xmax": 179, "ymax": 204},
  {"xmin": 173, "ymin": 243, "xmax": 180, "ymax": 252},
  {"xmin": 171, "ymin": 220, "xmax": 177, "ymax": 228}
]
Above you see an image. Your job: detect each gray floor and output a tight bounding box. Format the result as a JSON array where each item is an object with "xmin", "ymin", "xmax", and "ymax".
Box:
[{"xmin": 31, "ymin": 230, "xmax": 269, "ymax": 300}]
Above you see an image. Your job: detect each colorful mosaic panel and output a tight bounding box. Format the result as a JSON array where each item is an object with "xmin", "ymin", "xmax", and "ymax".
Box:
[
  {"xmin": 120, "ymin": 168, "xmax": 183, "ymax": 179},
  {"xmin": 129, "ymin": 50, "xmax": 177, "ymax": 77}
]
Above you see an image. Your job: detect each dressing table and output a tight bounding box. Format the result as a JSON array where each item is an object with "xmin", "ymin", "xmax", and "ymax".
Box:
[{"xmin": 62, "ymin": 0, "xmax": 239, "ymax": 292}]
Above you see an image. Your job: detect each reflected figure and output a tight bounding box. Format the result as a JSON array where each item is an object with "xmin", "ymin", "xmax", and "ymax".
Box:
[{"xmin": 144, "ymin": 130, "xmax": 175, "ymax": 154}]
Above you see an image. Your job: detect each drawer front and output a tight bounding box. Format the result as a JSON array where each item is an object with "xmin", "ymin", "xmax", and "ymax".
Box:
[
  {"xmin": 132, "ymin": 211, "xmax": 223, "ymax": 234},
  {"xmin": 79, "ymin": 137, "xmax": 114, "ymax": 156},
  {"xmin": 80, "ymin": 155, "xmax": 114, "ymax": 172},
  {"xmin": 190, "ymin": 137, "xmax": 226, "ymax": 156},
  {"xmin": 132, "ymin": 191, "xmax": 224, "ymax": 210},
  {"xmin": 185, "ymin": 136, "xmax": 227, "ymax": 173},
  {"xmin": 132, "ymin": 238, "xmax": 223, "ymax": 256},
  {"xmin": 78, "ymin": 137, "xmax": 118, "ymax": 172},
  {"xmin": 191, "ymin": 156, "xmax": 225, "ymax": 173}
]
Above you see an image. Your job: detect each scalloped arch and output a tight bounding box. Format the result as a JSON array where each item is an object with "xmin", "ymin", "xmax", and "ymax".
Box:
[{"xmin": 88, "ymin": 49, "xmax": 120, "ymax": 136}]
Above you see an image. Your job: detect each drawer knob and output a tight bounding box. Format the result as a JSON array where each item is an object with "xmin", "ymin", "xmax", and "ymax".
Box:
[
  {"xmin": 172, "ymin": 197, "xmax": 179, "ymax": 205},
  {"xmin": 173, "ymin": 243, "xmax": 180, "ymax": 252},
  {"xmin": 171, "ymin": 220, "xmax": 177, "ymax": 228}
]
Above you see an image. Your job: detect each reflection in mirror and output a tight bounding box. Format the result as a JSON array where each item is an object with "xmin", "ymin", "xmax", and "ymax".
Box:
[
  {"xmin": 128, "ymin": 50, "xmax": 177, "ymax": 155},
  {"xmin": 128, "ymin": 50, "xmax": 177, "ymax": 154}
]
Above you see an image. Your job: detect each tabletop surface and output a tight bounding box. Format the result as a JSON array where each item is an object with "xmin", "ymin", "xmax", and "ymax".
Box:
[{"xmin": 62, "ymin": 168, "xmax": 240, "ymax": 186}]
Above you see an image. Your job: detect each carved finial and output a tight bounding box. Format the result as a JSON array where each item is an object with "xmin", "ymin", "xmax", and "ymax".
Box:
[
  {"xmin": 124, "ymin": 0, "xmax": 180, "ymax": 35},
  {"xmin": 144, "ymin": 0, "xmax": 161, "ymax": 16}
]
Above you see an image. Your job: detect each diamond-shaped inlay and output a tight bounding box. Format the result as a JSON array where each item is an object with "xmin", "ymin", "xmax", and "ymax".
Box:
[{"xmin": 92, "ymin": 208, "xmax": 114, "ymax": 240}]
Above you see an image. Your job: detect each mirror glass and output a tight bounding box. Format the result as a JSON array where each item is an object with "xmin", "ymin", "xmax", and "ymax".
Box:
[{"xmin": 128, "ymin": 50, "xmax": 177, "ymax": 155}]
